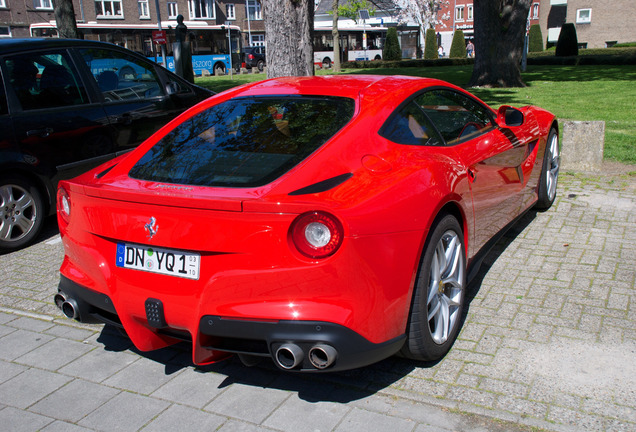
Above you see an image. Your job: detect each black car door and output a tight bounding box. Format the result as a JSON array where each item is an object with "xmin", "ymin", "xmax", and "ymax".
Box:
[{"xmin": 3, "ymin": 49, "xmax": 113, "ymax": 183}]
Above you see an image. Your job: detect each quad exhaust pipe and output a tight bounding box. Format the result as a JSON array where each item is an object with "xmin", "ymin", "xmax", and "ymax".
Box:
[
  {"xmin": 54, "ymin": 292, "xmax": 79, "ymax": 320},
  {"xmin": 308, "ymin": 344, "xmax": 337, "ymax": 369},
  {"xmin": 273, "ymin": 343, "xmax": 338, "ymax": 370},
  {"xmin": 275, "ymin": 343, "xmax": 304, "ymax": 369}
]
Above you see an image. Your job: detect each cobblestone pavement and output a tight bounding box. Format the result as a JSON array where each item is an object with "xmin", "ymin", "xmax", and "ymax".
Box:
[{"xmin": 1, "ymin": 170, "xmax": 635, "ymax": 432}]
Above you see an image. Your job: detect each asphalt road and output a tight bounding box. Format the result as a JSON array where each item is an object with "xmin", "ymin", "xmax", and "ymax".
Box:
[{"xmin": 1, "ymin": 169, "xmax": 635, "ymax": 432}]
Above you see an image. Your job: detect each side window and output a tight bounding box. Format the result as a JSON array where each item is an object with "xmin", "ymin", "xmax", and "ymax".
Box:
[
  {"xmin": 79, "ymin": 48, "xmax": 164, "ymax": 102},
  {"xmin": 380, "ymin": 101, "xmax": 443, "ymax": 146},
  {"xmin": 0, "ymin": 69, "xmax": 7, "ymax": 115},
  {"xmin": 414, "ymin": 90, "xmax": 494, "ymax": 145},
  {"xmin": 4, "ymin": 50, "xmax": 89, "ymax": 110}
]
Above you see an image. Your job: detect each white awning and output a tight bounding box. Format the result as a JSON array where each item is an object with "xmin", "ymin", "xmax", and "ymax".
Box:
[{"xmin": 550, "ymin": 0, "xmax": 568, "ymax": 5}]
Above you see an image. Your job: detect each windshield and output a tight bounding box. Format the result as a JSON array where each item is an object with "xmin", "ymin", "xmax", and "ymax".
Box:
[{"xmin": 129, "ymin": 96, "xmax": 355, "ymax": 187}]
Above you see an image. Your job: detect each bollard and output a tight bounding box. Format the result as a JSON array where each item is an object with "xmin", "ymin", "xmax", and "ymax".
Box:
[{"xmin": 560, "ymin": 120, "xmax": 605, "ymax": 172}]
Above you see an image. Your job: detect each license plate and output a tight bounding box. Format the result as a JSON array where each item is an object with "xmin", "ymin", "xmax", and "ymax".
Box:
[{"xmin": 116, "ymin": 243, "xmax": 200, "ymax": 280}]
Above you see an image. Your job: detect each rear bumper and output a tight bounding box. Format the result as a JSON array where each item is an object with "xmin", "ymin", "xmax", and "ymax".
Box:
[{"xmin": 56, "ymin": 275, "xmax": 405, "ymax": 372}]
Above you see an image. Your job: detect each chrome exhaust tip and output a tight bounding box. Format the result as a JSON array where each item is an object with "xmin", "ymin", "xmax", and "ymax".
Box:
[
  {"xmin": 275, "ymin": 343, "xmax": 304, "ymax": 370},
  {"xmin": 61, "ymin": 298, "xmax": 79, "ymax": 320},
  {"xmin": 53, "ymin": 292, "xmax": 66, "ymax": 309},
  {"xmin": 308, "ymin": 344, "xmax": 337, "ymax": 369}
]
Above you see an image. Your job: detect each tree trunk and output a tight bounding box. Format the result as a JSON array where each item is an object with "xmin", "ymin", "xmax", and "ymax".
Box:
[
  {"xmin": 469, "ymin": 0, "xmax": 531, "ymax": 88},
  {"xmin": 264, "ymin": 0, "xmax": 315, "ymax": 78},
  {"xmin": 332, "ymin": 0, "xmax": 341, "ymax": 73},
  {"xmin": 53, "ymin": 0, "xmax": 80, "ymax": 39}
]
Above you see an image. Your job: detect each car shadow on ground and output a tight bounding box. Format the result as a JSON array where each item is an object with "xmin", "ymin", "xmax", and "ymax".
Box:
[{"xmin": 93, "ymin": 210, "xmax": 538, "ymax": 404}]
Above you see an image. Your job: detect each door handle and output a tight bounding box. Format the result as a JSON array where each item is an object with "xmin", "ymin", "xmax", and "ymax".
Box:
[
  {"xmin": 27, "ymin": 128, "xmax": 54, "ymax": 138},
  {"xmin": 115, "ymin": 113, "xmax": 133, "ymax": 125}
]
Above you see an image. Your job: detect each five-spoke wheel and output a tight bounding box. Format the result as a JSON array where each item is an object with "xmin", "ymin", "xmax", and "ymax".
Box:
[
  {"xmin": 401, "ymin": 214, "xmax": 466, "ymax": 361},
  {"xmin": 536, "ymin": 128, "xmax": 560, "ymax": 209}
]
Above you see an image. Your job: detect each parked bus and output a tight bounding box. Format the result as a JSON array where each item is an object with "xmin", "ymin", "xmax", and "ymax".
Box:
[
  {"xmin": 30, "ymin": 22, "xmax": 242, "ymax": 75},
  {"xmin": 313, "ymin": 26, "xmax": 387, "ymax": 68}
]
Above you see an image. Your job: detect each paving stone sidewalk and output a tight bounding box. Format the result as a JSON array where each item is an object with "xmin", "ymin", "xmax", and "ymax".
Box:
[{"xmin": 0, "ymin": 170, "xmax": 635, "ymax": 432}]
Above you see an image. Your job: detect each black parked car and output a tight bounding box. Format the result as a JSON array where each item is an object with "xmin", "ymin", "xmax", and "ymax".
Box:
[
  {"xmin": 242, "ymin": 46, "xmax": 266, "ymax": 72},
  {"xmin": 0, "ymin": 38, "xmax": 212, "ymax": 252}
]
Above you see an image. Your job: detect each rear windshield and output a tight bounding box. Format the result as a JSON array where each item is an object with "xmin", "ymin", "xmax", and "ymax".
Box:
[{"xmin": 129, "ymin": 96, "xmax": 355, "ymax": 187}]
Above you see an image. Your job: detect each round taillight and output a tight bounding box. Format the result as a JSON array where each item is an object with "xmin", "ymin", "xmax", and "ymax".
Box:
[
  {"xmin": 57, "ymin": 187, "xmax": 71, "ymax": 224},
  {"xmin": 290, "ymin": 211, "xmax": 344, "ymax": 259}
]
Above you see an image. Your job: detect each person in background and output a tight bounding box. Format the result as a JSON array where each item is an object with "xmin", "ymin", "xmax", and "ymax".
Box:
[{"xmin": 466, "ymin": 40, "xmax": 475, "ymax": 58}]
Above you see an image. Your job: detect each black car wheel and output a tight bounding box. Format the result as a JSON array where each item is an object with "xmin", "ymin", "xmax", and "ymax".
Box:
[
  {"xmin": 214, "ymin": 62, "xmax": 225, "ymax": 76},
  {"xmin": 0, "ymin": 176, "xmax": 45, "ymax": 252},
  {"xmin": 257, "ymin": 59, "xmax": 264, "ymax": 72},
  {"xmin": 401, "ymin": 214, "xmax": 466, "ymax": 361},
  {"xmin": 536, "ymin": 128, "xmax": 560, "ymax": 210}
]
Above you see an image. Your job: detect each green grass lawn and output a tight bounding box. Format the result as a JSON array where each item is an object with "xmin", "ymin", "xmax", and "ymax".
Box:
[{"xmin": 196, "ymin": 64, "xmax": 636, "ymax": 164}]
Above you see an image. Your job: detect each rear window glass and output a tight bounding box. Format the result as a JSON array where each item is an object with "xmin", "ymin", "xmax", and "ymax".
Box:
[{"xmin": 129, "ymin": 96, "xmax": 355, "ymax": 187}]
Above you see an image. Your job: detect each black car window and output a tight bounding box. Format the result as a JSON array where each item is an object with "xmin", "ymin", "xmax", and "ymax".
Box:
[
  {"xmin": 4, "ymin": 50, "xmax": 89, "ymax": 110},
  {"xmin": 381, "ymin": 101, "xmax": 443, "ymax": 146},
  {"xmin": 414, "ymin": 89, "xmax": 494, "ymax": 145},
  {"xmin": 129, "ymin": 96, "xmax": 355, "ymax": 187},
  {"xmin": 79, "ymin": 48, "xmax": 164, "ymax": 102}
]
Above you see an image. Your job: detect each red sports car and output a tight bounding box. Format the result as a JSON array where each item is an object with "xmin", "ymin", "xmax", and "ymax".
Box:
[{"xmin": 55, "ymin": 75, "xmax": 559, "ymax": 372}]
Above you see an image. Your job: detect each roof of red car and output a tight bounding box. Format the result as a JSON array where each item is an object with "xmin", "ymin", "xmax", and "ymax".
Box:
[{"xmin": 232, "ymin": 75, "xmax": 447, "ymax": 100}]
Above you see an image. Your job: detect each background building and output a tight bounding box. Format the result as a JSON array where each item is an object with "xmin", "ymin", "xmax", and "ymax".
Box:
[{"xmin": 540, "ymin": 0, "xmax": 636, "ymax": 49}]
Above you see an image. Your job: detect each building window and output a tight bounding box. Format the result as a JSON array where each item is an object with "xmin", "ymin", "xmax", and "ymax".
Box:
[
  {"xmin": 34, "ymin": 0, "xmax": 53, "ymax": 10},
  {"xmin": 168, "ymin": 1, "xmax": 178, "ymax": 19},
  {"xmin": 247, "ymin": 0, "xmax": 262, "ymax": 20},
  {"xmin": 0, "ymin": 26, "xmax": 10, "ymax": 37},
  {"xmin": 532, "ymin": 3, "xmax": 539, "ymax": 19},
  {"xmin": 226, "ymin": 4, "xmax": 235, "ymax": 20},
  {"xmin": 0, "ymin": 0, "xmax": 7, "ymax": 7},
  {"xmin": 251, "ymin": 34, "xmax": 264, "ymax": 46},
  {"xmin": 576, "ymin": 8, "xmax": 592, "ymax": 24},
  {"xmin": 138, "ymin": 0, "xmax": 150, "ymax": 18},
  {"xmin": 189, "ymin": 0, "xmax": 215, "ymax": 19},
  {"xmin": 455, "ymin": 6, "xmax": 464, "ymax": 22},
  {"xmin": 467, "ymin": 4, "xmax": 473, "ymax": 21},
  {"xmin": 95, "ymin": 0, "xmax": 123, "ymax": 17}
]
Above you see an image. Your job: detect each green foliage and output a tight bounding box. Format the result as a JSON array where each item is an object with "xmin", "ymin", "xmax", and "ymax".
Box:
[
  {"xmin": 449, "ymin": 30, "xmax": 466, "ymax": 58},
  {"xmin": 613, "ymin": 42, "xmax": 636, "ymax": 48},
  {"xmin": 556, "ymin": 23, "xmax": 578, "ymax": 57},
  {"xmin": 528, "ymin": 24, "xmax": 543, "ymax": 52},
  {"xmin": 424, "ymin": 28, "xmax": 438, "ymax": 60},
  {"xmin": 333, "ymin": 0, "xmax": 375, "ymax": 23},
  {"xmin": 383, "ymin": 27, "xmax": 402, "ymax": 61}
]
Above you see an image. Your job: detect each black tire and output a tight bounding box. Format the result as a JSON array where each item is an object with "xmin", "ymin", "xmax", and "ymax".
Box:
[
  {"xmin": 0, "ymin": 175, "xmax": 45, "ymax": 252},
  {"xmin": 214, "ymin": 63, "xmax": 225, "ymax": 76},
  {"xmin": 257, "ymin": 59, "xmax": 264, "ymax": 72},
  {"xmin": 322, "ymin": 57, "xmax": 332, "ymax": 69},
  {"xmin": 401, "ymin": 214, "xmax": 466, "ymax": 361},
  {"xmin": 536, "ymin": 127, "xmax": 560, "ymax": 210}
]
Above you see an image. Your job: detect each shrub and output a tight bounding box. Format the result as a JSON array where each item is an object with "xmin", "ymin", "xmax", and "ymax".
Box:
[
  {"xmin": 383, "ymin": 28, "xmax": 402, "ymax": 61},
  {"xmin": 555, "ymin": 23, "xmax": 578, "ymax": 56},
  {"xmin": 449, "ymin": 30, "xmax": 466, "ymax": 58},
  {"xmin": 424, "ymin": 28, "xmax": 438, "ymax": 60},
  {"xmin": 528, "ymin": 24, "xmax": 543, "ymax": 52}
]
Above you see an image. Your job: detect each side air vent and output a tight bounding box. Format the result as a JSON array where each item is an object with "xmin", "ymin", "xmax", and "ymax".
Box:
[{"xmin": 288, "ymin": 173, "xmax": 353, "ymax": 196}]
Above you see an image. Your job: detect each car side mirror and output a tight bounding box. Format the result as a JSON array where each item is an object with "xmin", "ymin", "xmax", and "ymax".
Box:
[
  {"xmin": 496, "ymin": 105, "xmax": 524, "ymax": 128},
  {"xmin": 165, "ymin": 81, "xmax": 180, "ymax": 95}
]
